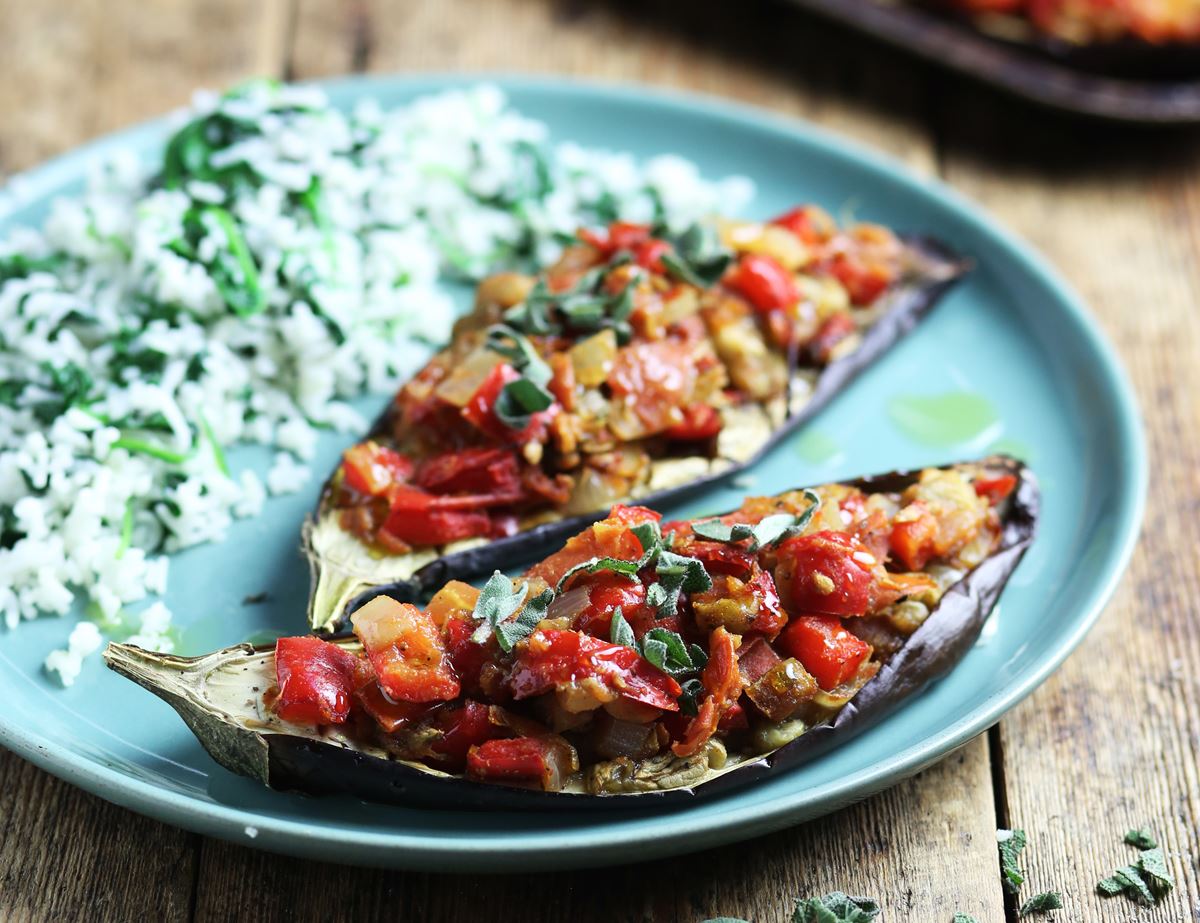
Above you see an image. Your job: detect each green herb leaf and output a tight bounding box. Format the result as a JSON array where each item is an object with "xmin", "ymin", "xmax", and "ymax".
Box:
[
  {"xmin": 1095, "ymin": 876, "xmax": 1125, "ymax": 897},
  {"xmin": 656, "ymin": 550, "xmax": 712, "ymax": 594},
  {"xmin": 1137, "ymin": 847, "xmax": 1174, "ymax": 898},
  {"xmin": 659, "ymin": 223, "xmax": 732, "ymax": 289},
  {"xmin": 1018, "ymin": 891, "xmax": 1063, "ymax": 916},
  {"xmin": 1124, "ymin": 828, "xmax": 1157, "ymax": 850},
  {"xmin": 998, "ymin": 828, "xmax": 1028, "ymax": 895},
  {"xmin": 691, "ymin": 490, "xmax": 820, "ymax": 552},
  {"xmin": 609, "ymin": 607, "xmax": 636, "ymax": 649},
  {"xmin": 1112, "ymin": 866, "xmax": 1156, "ymax": 906},
  {"xmin": 555, "ymin": 556, "xmax": 641, "ymax": 592},
  {"xmin": 202, "ymin": 206, "xmax": 265, "ymax": 316},
  {"xmin": 791, "ymin": 891, "xmax": 880, "ymax": 923},
  {"xmin": 678, "ymin": 677, "xmax": 705, "ymax": 716},
  {"xmin": 493, "ymin": 588, "xmax": 553, "ymax": 653},
  {"xmin": 494, "ymin": 375, "xmax": 555, "ymax": 430},
  {"xmin": 952, "ymin": 914, "xmax": 979, "ymax": 923},
  {"xmin": 470, "ymin": 571, "xmax": 529, "ymax": 645}
]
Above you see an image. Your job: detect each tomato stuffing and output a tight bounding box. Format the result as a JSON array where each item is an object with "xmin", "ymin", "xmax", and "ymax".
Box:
[
  {"xmin": 774, "ymin": 530, "xmax": 883, "ymax": 618},
  {"xmin": 727, "ymin": 253, "xmax": 800, "ymax": 314}
]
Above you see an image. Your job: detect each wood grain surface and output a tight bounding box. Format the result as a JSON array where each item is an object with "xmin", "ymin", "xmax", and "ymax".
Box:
[{"xmin": 1, "ymin": 1, "xmax": 1197, "ymax": 921}]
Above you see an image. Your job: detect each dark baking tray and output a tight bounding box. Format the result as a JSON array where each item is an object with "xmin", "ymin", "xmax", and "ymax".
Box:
[{"xmin": 785, "ymin": 0, "xmax": 1200, "ymax": 124}]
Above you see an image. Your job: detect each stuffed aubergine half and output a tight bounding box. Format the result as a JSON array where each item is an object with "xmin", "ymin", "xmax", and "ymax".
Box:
[
  {"xmin": 106, "ymin": 456, "xmax": 1037, "ymax": 809},
  {"xmin": 305, "ymin": 207, "xmax": 967, "ymax": 630}
]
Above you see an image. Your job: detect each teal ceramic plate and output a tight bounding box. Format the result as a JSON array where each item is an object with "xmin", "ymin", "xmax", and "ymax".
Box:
[{"xmin": 0, "ymin": 75, "xmax": 1145, "ymax": 871}]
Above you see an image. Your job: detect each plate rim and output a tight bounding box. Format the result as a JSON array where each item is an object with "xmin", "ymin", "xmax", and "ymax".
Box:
[{"xmin": 0, "ymin": 72, "xmax": 1148, "ymax": 871}]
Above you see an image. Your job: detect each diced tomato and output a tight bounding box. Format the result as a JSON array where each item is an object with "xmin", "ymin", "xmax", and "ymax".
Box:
[
  {"xmin": 777, "ymin": 615, "xmax": 871, "ymax": 691},
  {"xmin": 770, "ymin": 206, "xmax": 828, "ymax": 246},
  {"xmin": 380, "ymin": 487, "xmax": 492, "ymax": 546},
  {"xmin": 809, "ymin": 312, "xmax": 858, "ymax": 364},
  {"xmin": 635, "ymin": 239, "xmax": 671, "ymax": 274},
  {"xmin": 889, "ymin": 501, "xmax": 941, "ymax": 572},
  {"xmin": 672, "ymin": 626, "xmax": 741, "ymax": 757},
  {"xmin": 607, "ymin": 339, "xmax": 699, "ymax": 435},
  {"xmin": 340, "ymin": 442, "xmax": 413, "ymax": 497},
  {"xmin": 548, "ymin": 352, "xmax": 576, "ymax": 410},
  {"xmin": 727, "ymin": 254, "xmax": 799, "ymax": 314},
  {"xmin": 414, "ymin": 447, "xmax": 523, "ymax": 504},
  {"xmin": 351, "ymin": 597, "xmax": 461, "ymax": 703},
  {"xmin": 826, "ymin": 253, "xmax": 893, "ymax": 306},
  {"xmin": 355, "ymin": 682, "xmax": 435, "ymax": 733},
  {"xmin": 466, "ymin": 736, "xmax": 579, "ymax": 791},
  {"xmin": 526, "ymin": 505, "xmax": 660, "ymax": 587},
  {"xmin": 974, "ymin": 473, "xmax": 1018, "ymax": 506},
  {"xmin": 429, "ymin": 700, "xmax": 501, "ymax": 769},
  {"xmin": 665, "ymin": 403, "xmax": 723, "ymax": 441},
  {"xmin": 774, "ymin": 530, "xmax": 883, "ymax": 618},
  {"xmin": 510, "ymin": 629, "xmax": 682, "ymax": 712},
  {"xmin": 273, "ymin": 636, "xmax": 365, "ymax": 725}
]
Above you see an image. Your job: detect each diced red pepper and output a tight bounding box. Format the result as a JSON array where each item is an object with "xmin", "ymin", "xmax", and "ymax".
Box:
[
  {"xmin": 664, "ymin": 403, "xmax": 723, "ymax": 441},
  {"xmin": 889, "ymin": 501, "xmax": 941, "ymax": 572},
  {"xmin": 340, "ymin": 442, "xmax": 413, "ymax": 497},
  {"xmin": 414, "ymin": 447, "xmax": 523, "ymax": 504},
  {"xmin": 351, "ymin": 597, "xmax": 461, "ymax": 703},
  {"xmin": 607, "ymin": 339, "xmax": 699, "ymax": 435},
  {"xmin": 774, "ymin": 530, "xmax": 883, "ymax": 618},
  {"xmin": 770, "ymin": 206, "xmax": 828, "ymax": 246},
  {"xmin": 727, "ymin": 254, "xmax": 799, "ymax": 314},
  {"xmin": 273, "ymin": 636, "xmax": 365, "ymax": 725},
  {"xmin": 510, "ymin": 629, "xmax": 682, "ymax": 712},
  {"xmin": 429, "ymin": 700, "xmax": 501, "ymax": 769},
  {"xmin": 974, "ymin": 473, "xmax": 1018, "ymax": 506},
  {"xmin": 380, "ymin": 487, "xmax": 492, "ymax": 547},
  {"xmin": 826, "ymin": 253, "xmax": 893, "ymax": 306},
  {"xmin": 465, "ymin": 736, "xmax": 579, "ymax": 791},
  {"xmin": 809, "ymin": 312, "xmax": 858, "ymax": 364},
  {"xmin": 777, "ymin": 615, "xmax": 871, "ymax": 691}
]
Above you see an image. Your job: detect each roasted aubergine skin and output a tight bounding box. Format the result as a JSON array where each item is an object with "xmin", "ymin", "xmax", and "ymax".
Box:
[
  {"xmin": 106, "ymin": 457, "xmax": 1037, "ymax": 811},
  {"xmin": 304, "ymin": 213, "xmax": 968, "ymax": 632}
]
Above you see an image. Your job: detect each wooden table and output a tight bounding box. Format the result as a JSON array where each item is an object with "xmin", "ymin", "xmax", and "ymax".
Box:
[{"xmin": 1, "ymin": 1, "xmax": 1196, "ymax": 920}]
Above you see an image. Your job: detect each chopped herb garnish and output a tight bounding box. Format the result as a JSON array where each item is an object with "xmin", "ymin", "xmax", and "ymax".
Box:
[
  {"xmin": 1096, "ymin": 829, "xmax": 1174, "ymax": 907},
  {"xmin": 1018, "ymin": 891, "xmax": 1063, "ymax": 916},
  {"xmin": 1124, "ymin": 827, "xmax": 1157, "ymax": 850},
  {"xmin": 609, "ymin": 607, "xmax": 637, "ymax": 649},
  {"xmin": 658, "ymin": 222, "xmax": 732, "ymax": 289},
  {"xmin": 555, "ymin": 556, "xmax": 641, "ymax": 592},
  {"xmin": 34, "ymin": 361, "xmax": 94, "ymax": 424},
  {"xmin": 998, "ymin": 828, "xmax": 1028, "ymax": 895},
  {"xmin": 649, "ymin": 549, "xmax": 712, "ymax": 619},
  {"xmin": 493, "ymin": 588, "xmax": 553, "ymax": 653},
  {"xmin": 470, "ymin": 571, "xmax": 529, "ymax": 648},
  {"xmin": 692, "ymin": 490, "xmax": 821, "ymax": 552},
  {"xmin": 483, "ymin": 324, "xmax": 557, "ymax": 431},
  {"xmin": 110, "ymin": 436, "xmax": 192, "ymax": 465},
  {"xmin": 952, "ymin": 914, "xmax": 979, "ymax": 923},
  {"xmin": 792, "ymin": 891, "xmax": 881, "ymax": 923},
  {"xmin": 115, "ymin": 501, "xmax": 134, "ymax": 560},
  {"xmin": 677, "ymin": 677, "xmax": 705, "ymax": 716}
]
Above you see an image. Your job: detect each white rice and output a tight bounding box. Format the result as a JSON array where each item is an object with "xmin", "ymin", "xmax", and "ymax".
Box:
[{"xmin": 0, "ymin": 81, "xmax": 753, "ymax": 684}]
